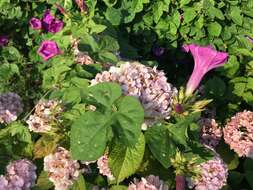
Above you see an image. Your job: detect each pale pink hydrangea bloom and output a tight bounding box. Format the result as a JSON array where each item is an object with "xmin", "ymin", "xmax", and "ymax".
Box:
[
  {"xmin": 71, "ymin": 37, "xmax": 94, "ymax": 65},
  {"xmin": 187, "ymin": 153, "xmax": 228, "ymax": 190},
  {"xmin": 1, "ymin": 159, "xmax": 37, "ymax": 190},
  {"xmin": 97, "ymin": 154, "xmax": 115, "ymax": 180},
  {"xmin": 26, "ymin": 100, "xmax": 62, "ymax": 133},
  {"xmin": 198, "ymin": 118, "xmax": 222, "ymax": 148},
  {"xmin": 44, "ymin": 147, "xmax": 80, "ymax": 190},
  {"xmin": 0, "ymin": 175, "xmax": 8, "ymax": 190},
  {"xmin": 26, "ymin": 115, "xmax": 51, "ymax": 133},
  {"xmin": 128, "ymin": 175, "xmax": 168, "ymax": 190},
  {"xmin": 0, "ymin": 92, "xmax": 23, "ymax": 124},
  {"xmin": 92, "ymin": 62, "xmax": 177, "ymax": 126},
  {"xmin": 223, "ymin": 110, "xmax": 253, "ymax": 158}
]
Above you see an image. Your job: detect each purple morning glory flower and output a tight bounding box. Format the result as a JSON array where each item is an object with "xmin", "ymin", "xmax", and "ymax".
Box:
[
  {"xmin": 0, "ymin": 35, "xmax": 8, "ymax": 47},
  {"xmin": 183, "ymin": 44, "xmax": 228, "ymax": 96},
  {"xmin": 29, "ymin": 18, "xmax": 42, "ymax": 30},
  {"xmin": 47, "ymin": 19, "xmax": 64, "ymax": 33},
  {"xmin": 152, "ymin": 46, "xmax": 165, "ymax": 57},
  {"xmin": 37, "ymin": 40, "xmax": 61, "ymax": 61},
  {"xmin": 42, "ymin": 10, "xmax": 63, "ymax": 33}
]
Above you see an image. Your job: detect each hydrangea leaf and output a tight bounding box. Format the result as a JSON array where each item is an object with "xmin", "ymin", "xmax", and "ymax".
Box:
[
  {"xmin": 34, "ymin": 171, "xmax": 54, "ymax": 190},
  {"xmin": 112, "ymin": 96, "xmax": 144, "ymax": 146},
  {"xmin": 109, "ymin": 133, "xmax": 145, "ymax": 183},
  {"xmin": 70, "ymin": 175, "xmax": 86, "ymax": 190},
  {"xmin": 216, "ymin": 142, "xmax": 239, "ymax": 170},
  {"xmin": 89, "ymin": 82, "xmax": 122, "ymax": 108},
  {"xmin": 145, "ymin": 124, "xmax": 177, "ymax": 168},
  {"xmin": 70, "ymin": 111, "xmax": 109, "ymax": 161}
]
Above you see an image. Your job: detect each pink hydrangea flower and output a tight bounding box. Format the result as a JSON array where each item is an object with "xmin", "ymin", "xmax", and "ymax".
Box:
[
  {"xmin": 182, "ymin": 44, "xmax": 228, "ymax": 96},
  {"xmin": 128, "ymin": 175, "xmax": 168, "ymax": 190},
  {"xmin": 0, "ymin": 92, "xmax": 23, "ymax": 124},
  {"xmin": 0, "ymin": 176, "xmax": 8, "ymax": 190},
  {"xmin": 37, "ymin": 40, "xmax": 61, "ymax": 61},
  {"xmin": 187, "ymin": 152, "xmax": 228, "ymax": 190},
  {"xmin": 92, "ymin": 62, "xmax": 177, "ymax": 127},
  {"xmin": 198, "ymin": 118, "xmax": 222, "ymax": 148},
  {"xmin": 44, "ymin": 147, "xmax": 80, "ymax": 190},
  {"xmin": 223, "ymin": 110, "xmax": 253, "ymax": 158},
  {"xmin": 4, "ymin": 159, "xmax": 37, "ymax": 190},
  {"xmin": 42, "ymin": 10, "xmax": 64, "ymax": 33},
  {"xmin": 29, "ymin": 18, "xmax": 42, "ymax": 30},
  {"xmin": 97, "ymin": 154, "xmax": 115, "ymax": 181}
]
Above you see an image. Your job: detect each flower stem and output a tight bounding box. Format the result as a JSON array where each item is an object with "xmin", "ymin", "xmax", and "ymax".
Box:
[{"xmin": 176, "ymin": 175, "xmax": 186, "ymax": 190}]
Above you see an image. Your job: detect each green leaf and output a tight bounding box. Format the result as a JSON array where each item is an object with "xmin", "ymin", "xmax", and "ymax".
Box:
[
  {"xmin": 105, "ymin": 7, "xmax": 122, "ymax": 25},
  {"xmin": 152, "ymin": 1, "xmax": 165, "ymax": 23},
  {"xmin": 180, "ymin": 0, "xmax": 191, "ymax": 6},
  {"xmin": 109, "ymin": 133, "xmax": 145, "ymax": 183},
  {"xmin": 99, "ymin": 36, "xmax": 120, "ymax": 52},
  {"xmin": 216, "ymin": 143, "xmax": 239, "ymax": 170},
  {"xmin": 145, "ymin": 124, "xmax": 176, "ymax": 168},
  {"xmin": 71, "ymin": 175, "xmax": 86, "ymax": 190},
  {"xmin": 0, "ymin": 122, "xmax": 33, "ymax": 157},
  {"xmin": 97, "ymin": 51, "xmax": 118, "ymax": 63},
  {"xmin": 102, "ymin": 0, "xmax": 117, "ymax": 7},
  {"xmin": 244, "ymin": 158, "xmax": 253, "ymax": 172},
  {"xmin": 228, "ymin": 171, "xmax": 244, "ymax": 190},
  {"xmin": 64, "ymin": 0, "xmax": 73, "ymax": 10},
  {"xmin": 70, "ymin": 111, "xmax": 109, "ymax": 161},
  {"xmin": 110, "ymin": 185, "xmax": 128, "ymax": 190},
  {"xmin": 112, "ymin": 96, "xmax": 144, "ymax": 146},
  {"xmin": 207, "ymin": 22, "xmax": 222, "ymax": 36},
  {"xmin": 34, "ymin": 171, "xmax": 54, "ymax": 190},
  {"xmin": 79, "ymin": 34, "xmax": 99, "ymax": 52},
  {"xmin": 205, "ymin": 77, "xmax": 226, "ymax": 97},
  {"xmin": 245, "ymin": 171, "xmax": 253, "ymax": 189},
  {"xmin": 89, "ymin": 82, "xmax": 122, "ymax": 108},
  {"xmin": 183, "ymin": 8, "xmax": 197, "ymax": 23},
  {"xmin": 229, "ymin": 6, "xmax": 243, "ymax": 25}
]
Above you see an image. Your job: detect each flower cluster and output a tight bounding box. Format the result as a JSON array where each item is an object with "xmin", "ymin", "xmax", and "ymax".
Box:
[
  {"xmin": 0, "ymin": 159, "xmax": 37, "ymax": 190},
  {"xmin": 30, "ymin": 10, "xmax": 63, "ymax": 33},
  {"xmin": 128, "ymin": 175, "xmax": 168, "ymax": 190},
  {"xmin": 187, "ymin": 153, "xmax": 228, "ymax": 190},
  {"xmin": 223, "ymin": 110, "xmax": 253, "ymax": 158},
  {"xmin": 0, "ymin": 92, "xmax": 23, "ymax": 124},
  {"xmin": 92, "ymin": 62, "xmax": 177, "ymax": 125},
  {"xmin": 71, "ymin": 38, "xmax": 94, "ymax": 65},
  {"xmin": 198, "ymin": 118, "xmax": 222, "ymax": 148},
  {"xmin": 44, "ymin": 147, "xmax": 80, "ymax": 190},
  {"xmin": 97, "ymin": 153, "xmax": 115, "ymax": 181},
  {"xmin": 30, "ymin": 10, "xmax": 63, "ymax": 61},
  {"xmin": 26, "ymin": 100, "xmax": 63, "ymax": 133}
]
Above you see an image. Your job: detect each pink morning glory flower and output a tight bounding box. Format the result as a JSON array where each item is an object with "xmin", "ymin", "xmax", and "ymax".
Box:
[
  {"xmin": 37, "ymin": 40, "xmax": 61, "ymax": 61},
  {"xmin": 29, "ymin": 18, "xmax": 42, "ymax": 30},
  {"xmin": 0, "ymin": 35, "xmax": 8, "ymax": 47},
  {"xmin": 183, "ymin": 44, "xmax": 228, "ymax": 96},
  {"xmin": 42, "ymin": 10, "xmax": 64, "ymax": 33}
]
